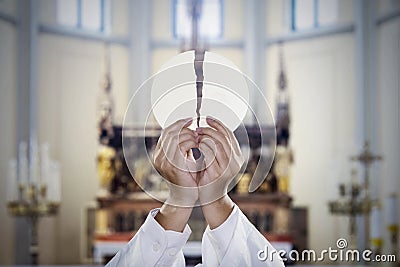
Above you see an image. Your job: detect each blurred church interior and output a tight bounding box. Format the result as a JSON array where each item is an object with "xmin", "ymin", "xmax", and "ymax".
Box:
[{"xmin": 0, "ymin": 0, "xmax": 399, "ymax": 265}]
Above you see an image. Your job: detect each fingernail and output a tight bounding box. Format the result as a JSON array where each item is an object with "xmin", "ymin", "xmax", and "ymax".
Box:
[
  {"xmin": 206, "ymin": 116, "xmax": 215, "ymax": 122},
  {"xmin": 184, "ymin": 118, "xmax": 193, "ymax": 125}
]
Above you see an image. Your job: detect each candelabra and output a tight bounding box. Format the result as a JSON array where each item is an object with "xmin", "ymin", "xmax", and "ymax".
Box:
[
  {"xmin": 350, "ymin": 141, "xmax": 382, "ymax": 251},
  {"xmin": 329, "ymin": 141, "xmax": 382, "ymax": 251},
  {"xmin": 328, "ymin": 169, "xmax": 371, "ymax": 249},
  {"xmin": 7, "ymin": 141, "xmax": 61, "ymax": 265}
]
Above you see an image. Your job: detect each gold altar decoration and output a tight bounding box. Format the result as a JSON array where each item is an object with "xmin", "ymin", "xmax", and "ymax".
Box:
[
  {"xmin": 7, "ymin": 141, "xmax": 61, "ymax": 265},
  {"xmin": 97, "ymin": 146, "xmax": 116, "ymax": 189},
  {"xmin": 329, "ymin": 141, "xmax": 383, "ymax": 251},
  {"xmin": 274, "ymin": 145, "xmax": 293, "ymax": 193}
]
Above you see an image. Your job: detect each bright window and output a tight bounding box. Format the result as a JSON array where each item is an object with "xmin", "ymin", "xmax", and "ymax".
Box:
[
  {"xmin": 318, "ymin": 0, "xmax": 339, "ymax": 27},
  {"xmin": 57, "ymin": 0, "xmax": 78, "ymax": 27},
  {"xmin": 57, "ymin": 0, "xmax": 111, "ymax": 32},
  {"xmin": 291, "ymin": 0, "xmax": 338, "ymax": 31},
  {"xmin": 173, "ymin": 0, "xmax": 223, "ymax": 40}
]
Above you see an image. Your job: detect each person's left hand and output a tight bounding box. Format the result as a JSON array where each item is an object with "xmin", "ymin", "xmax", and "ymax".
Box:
[{"xmin": 196, "ymin": 117, "xmax": 244, "ymax": 205}]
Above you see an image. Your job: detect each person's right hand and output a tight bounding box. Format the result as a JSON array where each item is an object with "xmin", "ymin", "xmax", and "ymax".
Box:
[{"xmin": 153, "ymin": 118, "xmax": 199, "ymax": 206}]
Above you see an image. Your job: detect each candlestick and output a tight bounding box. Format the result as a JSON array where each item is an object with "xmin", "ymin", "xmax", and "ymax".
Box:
[
  {"xmin": 19, "ymin": 142, "xmax": 28, "ymax": 185},
  {"xmin": 370, "ymin": 204, "xmax": 382, "ymax": 253},
  {"xmin": 386, "ymin": 193, "xmax": 398, "ymax": 227},
  {"xmin": 7, "ymin": 159, "xmax": 18, "ymax": 202},
  {"xmin": 350, "ymin": 141, "xmax": 382, "ymax": 250},
  {"xmin": 41, "ymin": 144, "xmax": 49, "ymax": 176},
  {"xmin": 49, "ymin": 161, "xmax": 61, "ymax": 202},
  {"xmin": 8, "ymin": 141, "xmax": 61, "ymax": 265},
  {"xmin": 29, "ymin": 138, "xmax": 39, "ymax": 184}
]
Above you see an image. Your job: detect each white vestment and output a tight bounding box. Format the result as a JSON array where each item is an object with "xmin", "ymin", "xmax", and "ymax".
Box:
[{"xmin": 106, "ymin": 205, "xmax": 285, "ymax": 267}]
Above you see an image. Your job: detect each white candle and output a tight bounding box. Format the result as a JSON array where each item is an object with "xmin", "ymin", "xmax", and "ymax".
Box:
[
  {"xmin": 370, "ymin": 205, "xmax": 382, "ymax": 239},
  {"xmin": 386, "ymin": 194, "xmax": 398, "ymax": 226},
  {"xmin": 7, "ymin": 159, "xmax": 17, "ymax": 201},
  {"xmin": 49, "ymin": 160, "xmax": 61, "ymax": 202},
  {"xmin": 18, "ymin": 142, "xmax": 28, "ymax": 185},
  {"xmin": 29, "ymin": 139, "xmax": 38, "ymax": 184},
  {"xmin": 41, "ymin": 143, "xmax": 50, "ymax": 187}
]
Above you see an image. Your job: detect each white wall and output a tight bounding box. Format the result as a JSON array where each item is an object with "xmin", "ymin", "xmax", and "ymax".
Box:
[
  {"xmin": 35, "ymin": 0, "xmax": 130, "ymax": 262},
  {"xmin": 37, "ymin": 35, "xmax": 129, "ymax": 263},
  {"xmin": 36, "ymin": 37, "xmax": 129, "ymax": 267},
  {"xmin": 265, "ymin": 0, "xmax": 400, "ymax": 256},
  {"xmin": 266, "ymin": 34, "xmax": 356, "ymax": 253},
  {"xmin": 5, "ymin": 0, "xmax": 131, "ymax": 264},
  {"xmin": 377, "ymin": 16, "xmax": 400, "ymax": 255},
  {"xmin": 0, "ymin": 20, "xmax": 18, "ymax": 265},
  {"xmin": 265, "ymin": 0, "xmax": 357, "ymax": 254}
]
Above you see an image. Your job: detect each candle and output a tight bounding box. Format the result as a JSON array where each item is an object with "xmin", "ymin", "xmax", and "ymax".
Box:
[
  {"xmin": 18, "ymin": 142, "xmax": 28, "ymax": 185},
  {"xmin": 386, "ymin": 193, "xmax": 398, "ymax": 226},
  {"xmin": 41, "ymin": 143, "xmax": 50, "ymax": 187},
  {"xmin": 370, "ymin": 205, "xmax": 382, "ymax": 239},
  {"xmin": 29, "ymin": 139, "xmax": 38, "ymax": 184},
  {"xmin": 7, "ymin": 159, "xmax": 17, "ymax": 201},
  {"xmin": 48, "ymin": 160, "xmax": 61, "ymax": 202},
  {"xmin": 55, "ymin": 161, "xmax": 61, "ymax": 202}
]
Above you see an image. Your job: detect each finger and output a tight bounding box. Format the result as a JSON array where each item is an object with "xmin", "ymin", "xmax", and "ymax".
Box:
[
  {"xmin": 206, "ymin": 116, "xmax": 241, "ymax": 155},
  {"xmin": 172, "ymin": 139, "xmax": 197, "ymax": 171},
  {"xmin": 158, "ymin": 118, "xmax": 195, "ymax": 155},
  {"xmin": 153, "ymin": 146, "xmax": 168, "ymax": 175},
  {"xmin": 185, "ymin": 156, "xmax": 198, "ymax": 173},
  {"xmin": 158, "ymin": 118, "xmax": 192, "ymax": 148},
  {"xmin": 178, "ymin": 139, "xmax": 198, "ymax": 155},
  {"xmin": 164, "ymin": 133, "xmax": 196, "ymax": 169},
  {"xmin": 199, "ymin": 134, "xmax": 229, "ymax": 170},
  {"xmin": 200, "ymin": 137, "xmax": 229, "ymax": 169},
  {"xmin": 154, "ymin": 134, "xmax": 167, "ymax": 166},
  {"xmin": 178, "ymin": 132, "xmax": 197, "ymax": 145},
  {"xmin": 197, "ymin": 127, "xmax": 231, "ymax": 157},
  {"xmin": 199, "ymin": 141, "xmax": 220, "ymax": 171},
  {"xmin": 162, "ymin": 129, "xmax": 189, "ymax": 159},
  {"xmin": 175, "ymin": 129, "xmax": 197, "ymax": 158},
  {"xmin": 179, "ymin": 127, "xmax": 197, "ymax": 135},
  {"xmin": 155, "ymin": 131, "xmax": 163, "ymax": 151},
  {"xmin": 164, "ymin": 118, "xmax": 193, "ymax": 133},
  {"xmin": 163, "ymin": 128, "xmax": 196, "ymax": 146},
  {"xmin": 175, "ymin": 138, "xmax": 199, "ymax": 173},
  {"xmin": 205, "ymin": 116, "xmax": 230, "ymax": 136},
  {"xmin": 165, "ymin": 131, "xmax": 179, "ymax": 162},
  {"xmin": 153, "ymin": 147, "xmax": 165, "ymax": 169}
]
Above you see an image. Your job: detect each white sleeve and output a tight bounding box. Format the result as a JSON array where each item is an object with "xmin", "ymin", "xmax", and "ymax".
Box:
[
  {"xmin": 201, "ymin": 205, "xmax": 285, "ymax": 267},
  {"xmin": 106, "ymin": 209, "xmax": 191, "ymax": 267}
]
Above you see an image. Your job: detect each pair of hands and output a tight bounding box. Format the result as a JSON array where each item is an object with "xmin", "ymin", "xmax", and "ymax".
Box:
[{"xmin": 153, "ymin": 117, "xmax": 244, "ymax": 207}]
